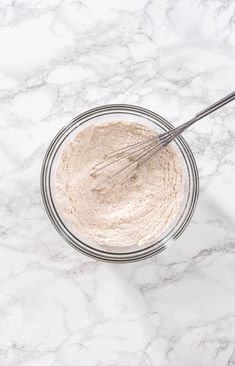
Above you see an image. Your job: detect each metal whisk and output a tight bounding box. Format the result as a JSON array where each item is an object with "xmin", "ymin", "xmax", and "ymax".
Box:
[{"xmin": 92, "ymin": 91, "xmax": 235, "ymax": 177}]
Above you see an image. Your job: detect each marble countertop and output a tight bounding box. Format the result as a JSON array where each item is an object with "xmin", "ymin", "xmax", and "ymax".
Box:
[{"xmin": 1, "ymin": 0, "xmax": 235, "ymax": 365}]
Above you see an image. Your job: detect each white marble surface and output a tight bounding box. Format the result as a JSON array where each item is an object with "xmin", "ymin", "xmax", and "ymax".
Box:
[{"xmin": 1, "ymin": 0, "xmax": 235, "ymax": 365}]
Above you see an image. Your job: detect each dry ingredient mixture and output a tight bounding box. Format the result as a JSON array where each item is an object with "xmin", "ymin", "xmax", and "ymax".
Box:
[{"xmin": 56, "ymin": 121, "xmax": 184, "ymax": 247}]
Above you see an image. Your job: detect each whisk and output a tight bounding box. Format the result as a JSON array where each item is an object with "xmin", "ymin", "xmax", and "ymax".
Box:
[{"xmin": 92, "ymin": 91, "xmax": 235, "ymax": 177}]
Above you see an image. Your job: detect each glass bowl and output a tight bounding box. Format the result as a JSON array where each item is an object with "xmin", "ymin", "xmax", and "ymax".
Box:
[{"xmin": 41, "ymin": 104, "xmax": 199, "ymax": 262}]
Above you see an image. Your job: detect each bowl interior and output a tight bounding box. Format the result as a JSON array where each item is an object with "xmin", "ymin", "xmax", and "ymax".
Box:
[{"xmin": 41, "ymin": 105, "xmax": 199, "ymax": 262}]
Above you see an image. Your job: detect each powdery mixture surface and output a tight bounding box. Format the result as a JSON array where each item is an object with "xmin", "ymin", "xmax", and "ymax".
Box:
[{"xmin": 56, "ymin": 121, "xmax": 184, "ymax": 247}]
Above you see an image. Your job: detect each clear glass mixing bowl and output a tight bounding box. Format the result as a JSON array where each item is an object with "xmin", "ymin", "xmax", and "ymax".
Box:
[{"xmin": 41, "ymin": 104, "xmax": 199, "ymax": 262}]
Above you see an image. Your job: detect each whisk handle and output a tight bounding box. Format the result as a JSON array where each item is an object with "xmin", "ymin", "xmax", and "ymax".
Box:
[
  {"xmin": 195, "ymin": 91, "xmax": 235, "ymax": 121},
  {"xmin": 178, "ymin": 91, "xmax": 235, "ymax": 131},
  {"xmin": 160, "ymin": 91, "xmax": 235, "ymax": 145}
]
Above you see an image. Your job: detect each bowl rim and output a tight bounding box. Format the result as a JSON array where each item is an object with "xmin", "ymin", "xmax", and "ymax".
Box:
[{"xmin": 41, "ymin": 104, "xmax": 199, "ymax": 262}]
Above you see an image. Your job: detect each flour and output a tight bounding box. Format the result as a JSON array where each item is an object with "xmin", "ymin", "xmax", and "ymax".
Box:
[{"xmin": 56, "ymin": 121, "xmax": 184, "ymax": 247}]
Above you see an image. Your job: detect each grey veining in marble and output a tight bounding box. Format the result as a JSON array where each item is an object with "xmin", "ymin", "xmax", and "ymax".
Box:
[{"xmin": 0, "ymin": 0, "xmax": 235, "ymax": 365}]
